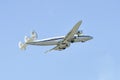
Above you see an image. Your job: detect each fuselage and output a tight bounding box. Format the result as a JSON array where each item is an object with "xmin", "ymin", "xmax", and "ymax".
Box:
[{"xmin": 26, "ymin": 35, "xmax": 93, "ymax": 46}]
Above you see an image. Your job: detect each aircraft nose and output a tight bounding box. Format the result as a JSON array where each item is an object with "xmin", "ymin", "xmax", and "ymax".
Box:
[{"xmin": 89, "ymin": 36, "xmax": 93, "ymax": 40}]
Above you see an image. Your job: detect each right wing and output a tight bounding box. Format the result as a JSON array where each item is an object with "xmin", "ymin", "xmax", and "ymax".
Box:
[{"xmin": 45, "ymin": 46, "xmax": 59, "ymax": 53}]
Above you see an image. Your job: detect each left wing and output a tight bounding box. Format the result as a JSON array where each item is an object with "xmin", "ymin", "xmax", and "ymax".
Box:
[{"xmin": 46, "ymin": 20, "xmax": 82, "ymax": 53}]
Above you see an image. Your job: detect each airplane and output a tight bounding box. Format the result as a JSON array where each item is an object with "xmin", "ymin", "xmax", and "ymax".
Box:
[{"xmin": 18, "ymin": 20, "xmax": 93, "ymax": 53}]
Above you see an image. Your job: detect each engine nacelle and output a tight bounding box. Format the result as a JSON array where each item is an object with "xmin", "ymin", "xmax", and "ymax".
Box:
[
  {"xmin": 58, "ymin": 42, "xmax": 70, "ymax": 50},
  {"xmin": 76, "ymin": 30, "xmax": 83, "ymax": 37}
]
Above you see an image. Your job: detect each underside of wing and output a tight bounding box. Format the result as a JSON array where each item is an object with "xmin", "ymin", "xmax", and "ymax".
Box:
[{"xmin": 45, "ymin": 46, "xmax": 59, "ymax": 53}]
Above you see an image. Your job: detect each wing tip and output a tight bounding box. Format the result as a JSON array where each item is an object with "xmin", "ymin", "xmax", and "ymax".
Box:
[{"xmin": 78, "ymin": 20, "xmax": 82, "ymax": 24}]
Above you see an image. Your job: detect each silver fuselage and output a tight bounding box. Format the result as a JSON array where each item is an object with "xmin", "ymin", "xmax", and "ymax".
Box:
[{"xmin": 26, "ymin": 35, "xmax": 93, "ymax": 46}]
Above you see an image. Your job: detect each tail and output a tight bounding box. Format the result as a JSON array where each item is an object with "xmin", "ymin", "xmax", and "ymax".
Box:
[
  {"xmin": 18, "ymin": 41, "xmax": 27, "ymax": 50},
  {"xmin": 18, "ymin": 31, "xmax": 38, "ymax": 50}
]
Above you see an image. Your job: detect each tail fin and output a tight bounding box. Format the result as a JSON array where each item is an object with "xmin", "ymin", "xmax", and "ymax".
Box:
[
  {"xmin": 31, "ymin": 31, "xmax": 38, "ymax": 40},
  {"xmin": 18, "ymin": 41, "xmax": 27, "ymax": 50},
  {"xmin": 18, "ymin": 31, "xmax": 38, "ymax": 50}
]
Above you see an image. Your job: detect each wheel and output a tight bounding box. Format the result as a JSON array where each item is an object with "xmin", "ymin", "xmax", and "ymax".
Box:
[
  {"xmin": 63, "ymin": 48, "xmax": 66, "ymax": 49},
  {"xmin": 71, "ymin": 40, "xmax": 74, "ymax": 43},
  {"xmin": 81, "ymin": 41, "xmax": 85, "ymax": 43}
]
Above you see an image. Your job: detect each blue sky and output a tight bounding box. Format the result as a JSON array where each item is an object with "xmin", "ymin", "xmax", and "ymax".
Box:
[{"xmin": 0, "ymin": 0, "xmax": 120, "ymax": 80}]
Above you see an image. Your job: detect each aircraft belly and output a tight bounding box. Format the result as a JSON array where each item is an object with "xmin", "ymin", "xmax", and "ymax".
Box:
[
  {"xmin": 74, "ymin": 37, "xmax": 86, "ymax": 42},
  {"xmin": 40, "ymin": 41, "xmax": 58, "ymax": 46}
]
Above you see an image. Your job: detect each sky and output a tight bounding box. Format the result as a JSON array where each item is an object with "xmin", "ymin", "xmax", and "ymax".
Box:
[{"xmin": 0, "ymin": 0, "xmax": 120, "ymax": 80}]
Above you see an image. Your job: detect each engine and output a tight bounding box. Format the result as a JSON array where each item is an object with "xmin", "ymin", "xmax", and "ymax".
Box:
[
  {"xmin": 58, "ymin": 42, "xmax": 70, "ymax": 50},
  {"xmin": 76, "ymin": 30, "xmax": 83, "ymax": 37}
]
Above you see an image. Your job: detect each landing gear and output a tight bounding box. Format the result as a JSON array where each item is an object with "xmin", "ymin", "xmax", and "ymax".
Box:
[
  {"xmin": 71, "ymin": 40, "xmax": 74, "ymax": 43},
  {"xmin": 58, "ymin": 47, "xmax": 66, "ymax": 50},
  {"xmin": 62, "ymin": 48, "xmax": 66, "ymax": 49},
  {"xmin": 81, "ymin": 41, "xmax": 85, "ymax": 43}
]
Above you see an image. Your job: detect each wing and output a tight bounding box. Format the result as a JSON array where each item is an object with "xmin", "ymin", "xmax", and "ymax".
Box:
[
  {"xmin": 62, "ymin": 20, "xmax": 82, "ymax": 43},
  {"xmin": 45, "ymin": 20, "xmax": 82, "ymax": 53},
  {"xmin": 45, "ymin": 46, "xmax": 58, "ymax": 53}
]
